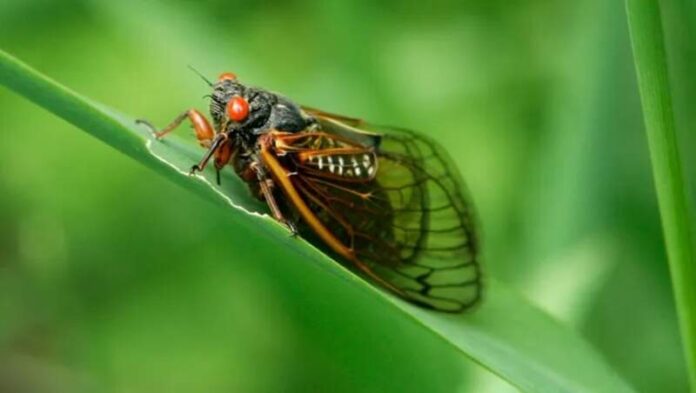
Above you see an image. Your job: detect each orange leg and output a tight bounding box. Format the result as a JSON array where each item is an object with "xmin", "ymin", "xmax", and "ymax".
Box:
[
  {"xmin": 214, "ymin": 139, "xmax": 234, "ymax": 185},
  {"xmin": 250, "ymin": 158, "xmax": 298, "ymax": 235},
  {"xmin": 136, "ymin": 109, "xmax": 215, "ymax": 147},
  {"xmin": 137, "ymin": 110, "xmax": 227, "ymax": 176}
]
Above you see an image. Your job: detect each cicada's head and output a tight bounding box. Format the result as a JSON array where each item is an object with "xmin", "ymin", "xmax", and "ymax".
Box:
[
  {"xmin": 209, "ymin": 72, "xmax": 248, "ymax": 129},
  {"xmin": 207, "ymin": 70, "xmax": 311, "ymax": 142}
]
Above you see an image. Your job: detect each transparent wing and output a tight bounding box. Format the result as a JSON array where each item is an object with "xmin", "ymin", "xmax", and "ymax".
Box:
[{"xmin": 277, "ymin": 109, "xmax": 482, "ymax": 312}]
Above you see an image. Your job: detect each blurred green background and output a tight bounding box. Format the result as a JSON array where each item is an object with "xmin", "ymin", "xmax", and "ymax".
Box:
[{"xmin": 0, "ymin": 0, "xmax": 690, "ymax": 392}]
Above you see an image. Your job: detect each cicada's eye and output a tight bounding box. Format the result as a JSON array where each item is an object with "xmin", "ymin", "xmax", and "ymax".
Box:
[
  {"xmin": 226, "ymin": 96, "xmax": 249, "ymax": 122},
  {"xmin": 218, "ymin": 72, "xmax": 237, "ymax": 82}
]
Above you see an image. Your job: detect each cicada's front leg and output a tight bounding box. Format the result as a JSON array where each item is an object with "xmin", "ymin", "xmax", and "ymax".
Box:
[
  {"xmin": 137, "ymin": 109, "xmax": 215, "ymax": 147},
  {"xmin": 137, "ymin": 110, "xmax": 233, "ymax": 181}
]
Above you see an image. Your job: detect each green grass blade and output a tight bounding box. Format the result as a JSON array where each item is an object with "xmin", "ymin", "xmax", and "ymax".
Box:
[
  {"xmin": 625, "ymin": 0, "xmax": 696, "ymax": 389},
  {"xmin": 0, "ymin": 48, "xmax": 635, "ymax": 392}
]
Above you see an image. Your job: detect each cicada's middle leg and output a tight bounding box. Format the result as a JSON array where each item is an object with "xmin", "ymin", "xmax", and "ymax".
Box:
[{"xmin": 248, "ymin": 157, "xmax": 298, "ymax": 236}]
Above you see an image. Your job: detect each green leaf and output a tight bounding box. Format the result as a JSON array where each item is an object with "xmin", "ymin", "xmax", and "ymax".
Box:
[
  {"xmin": 626, "ymin": 0, "xmax": 696, "ymax": 389},
  {"xmin": 0, "ymin": 48, "xmax": 635, "ymax": 393}
]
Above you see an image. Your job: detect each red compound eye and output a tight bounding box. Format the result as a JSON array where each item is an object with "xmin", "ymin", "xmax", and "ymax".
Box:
[
  {"xmin": 218, "ymin": 72, "xmax": 237, "ymax": 82},
  {"xmin": 226, "ymin": 96, "xmax": 249, "ymax": 122}
]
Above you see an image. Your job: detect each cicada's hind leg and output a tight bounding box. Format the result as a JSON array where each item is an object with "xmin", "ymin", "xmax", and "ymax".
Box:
[
  {"xmin": 136, "ymin": 109, "xmax": 215, "ymax": 147},
  {"xmin": 249, "ymin": 157, "xmax": 298, "ymax": 236}
]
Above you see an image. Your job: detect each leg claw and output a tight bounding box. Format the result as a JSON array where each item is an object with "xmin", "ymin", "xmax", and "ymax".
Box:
[
  {"xmin": 286, "ymin": 221, "xmax": 299, "ymax": 237},
  {"xmin": 135, "ymin": 119, "xmax": 160, "ymax": 139}
]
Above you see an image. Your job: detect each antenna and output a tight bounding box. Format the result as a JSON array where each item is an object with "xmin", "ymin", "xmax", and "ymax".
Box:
[{"xmin": 187, "ymin": 65, "xmax": 213, "ymax": 86}]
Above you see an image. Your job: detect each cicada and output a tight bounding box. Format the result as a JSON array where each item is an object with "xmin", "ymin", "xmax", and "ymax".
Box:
[{"xmin": 138, "ymin": 71, "xmax": 482, "ymax": 312}]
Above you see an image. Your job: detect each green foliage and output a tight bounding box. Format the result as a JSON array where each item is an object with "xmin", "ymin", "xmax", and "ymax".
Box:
[{"xmin": 0, "ymin": 0, "xmax": 692, "ymax": 391}]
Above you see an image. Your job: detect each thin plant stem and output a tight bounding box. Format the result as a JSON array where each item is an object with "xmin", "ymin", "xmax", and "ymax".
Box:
[{"xmin": 625, "ymin": 0, "xmax": 696, "ymax": 389}]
